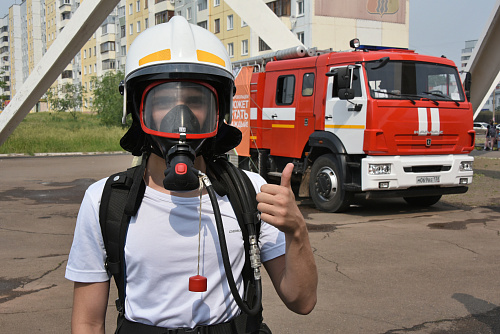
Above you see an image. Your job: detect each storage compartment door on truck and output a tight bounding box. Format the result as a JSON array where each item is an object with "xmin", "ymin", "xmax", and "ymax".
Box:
[
  {"xmin": 263, "ymin": 71, "xmax": 305, "ymax": 158},
  {"xmin": 325, "ymin": 65, "xmax": 368, "ymax": 154}
]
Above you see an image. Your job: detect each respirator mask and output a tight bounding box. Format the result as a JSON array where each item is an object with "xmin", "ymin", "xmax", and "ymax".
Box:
[{"xmin": 140, "ymin": 80, "xmax": 218, "ymax": 191}]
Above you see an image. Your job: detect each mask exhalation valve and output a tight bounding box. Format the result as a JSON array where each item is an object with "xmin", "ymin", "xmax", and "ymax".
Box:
[{"xmin": 163, "ymin": 144, "xmax": 200, "ymax": 191}]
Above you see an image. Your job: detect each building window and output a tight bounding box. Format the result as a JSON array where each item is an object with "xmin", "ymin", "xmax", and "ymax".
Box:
[
  {"xmin": 155, "ymin": 11, "xmax": 168, "ymax": 24},
  {"xmin": 198, "ymin": 0, "xmax": 207, "ymax": 11},
  {"xmin": 227, "ymin": 42, "xmax": 234, "ymax": 57},
  {"xmin": 227, "ymin": 15, "xmax": 233, "ymax": 30},
  {"xmin": 61, "ymin": 70, "xmax": 72, "ymax": 79},
  {"xmin": 144, "ymin": 0, "xmax": 148, "ymax": 9},
  {"xmin": 241, "ymin": 39, "xmax": 248, "ymax": 56},
  {"xmin": 100, "ymin": 41, "xmax": 116, "ymax": 53},
  {"xmin": 121, "ymin": 45, "xmax": 126, "ymax": 56},
  {"xmin": 136, "ymin": 0, "xmax": 140, "ymax": 12},
  {"xmin": 129, "ymin": 23, "xmax": 133, "ymax": 35},
  {"xmin": 83, "ymin": 49, "xmax": 86, "ymax": 59},
  {"xmin": 121, "ymin": 25, "xmax": 126, "ymax": 38},
  {"xmin": 258, "ymin": 37, "xmax": 271, "ymax": 52},
  {"xmin": 297, "ymin": 0, "xmax": 304, "ymax": 16},
  {"xmin": 267, "ymin": 0, "xmax": 291, "ymax": 17},
  {"xmin": 297, "ymin": 31, "xmax": 304, "ymax": 44},
  {"xmin": 145, "ymin": 18, "xmax": 149, "ymax": 29},
  {"xmin": 214, "ymin": 0, "xmax": 220, "ymax": 6},
  {"xmin": 137, "ymin": 21, "xmax": 141, "ymax": 33},
  {"xmin": 198, "ymin": 20, "xmax": 207, "ymax": 29},
  {"xmin": 214, "ymin": 18, "xmax": 220, "ymax": 33},
  {"xmin": 129, "ymin": 3, "xmax": 133, "ymax": 15},
  {"xmin": 241, "ymin": 20, "xmax": 247, "ymax": 27},
  {"xmin": 102, "ymin": 60, "xmax": 116, "ymax": 70},
  {"xmin": 186, "ymin": 7, "xmax": 192, "ymax": 20}
]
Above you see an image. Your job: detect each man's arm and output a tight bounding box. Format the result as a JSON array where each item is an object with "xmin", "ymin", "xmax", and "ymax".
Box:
[
  {"xmin": 71, "ymin": 281, "xmax": 110, "ymax": 334},
  {"xmin": 257, "ymin": 163, "xmax": 318, "ymax": 315}
]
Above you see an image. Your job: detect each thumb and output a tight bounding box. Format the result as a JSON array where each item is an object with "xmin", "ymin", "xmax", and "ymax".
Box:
[{"xmin": 280, "ymin": 163, "xmax": 294, "ymax": 189}]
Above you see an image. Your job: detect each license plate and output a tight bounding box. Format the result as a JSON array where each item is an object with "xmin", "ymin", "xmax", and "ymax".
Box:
[{"xmin": 417, "ymin": 176, "xmax": 440, "ymax": 184}]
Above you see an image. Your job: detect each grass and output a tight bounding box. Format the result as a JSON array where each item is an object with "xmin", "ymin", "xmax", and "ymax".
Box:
[{"xmin": 0, "ymin": 112, "xmax": 127, "ymax": 155}]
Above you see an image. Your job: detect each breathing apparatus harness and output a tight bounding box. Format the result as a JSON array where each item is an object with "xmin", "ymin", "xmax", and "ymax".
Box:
[{"xmin": 99, "ymin": 151, "xmax": 266, "ymax": 333}]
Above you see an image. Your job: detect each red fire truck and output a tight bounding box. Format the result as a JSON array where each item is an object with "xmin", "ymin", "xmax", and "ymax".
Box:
[{"xmin": 234, "ymin": 39, "xmax": 475, "ymax": 212}]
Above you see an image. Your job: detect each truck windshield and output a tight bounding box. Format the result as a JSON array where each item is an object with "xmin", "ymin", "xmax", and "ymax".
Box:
[{"xmin": 365, "ymin": 61, "xmax": 465, "ymax": 102}]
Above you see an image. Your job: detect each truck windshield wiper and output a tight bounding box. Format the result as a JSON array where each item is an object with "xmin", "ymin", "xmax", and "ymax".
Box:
[
  {"xmin": 372, "ymin": 90, "xmax": 442, "ymax": 106},
  {"xmin": 422, "ymin": 91, "xmax": 460, "ymax": 106},
  {"xmin": 372, "ymin": 90, "xmax": 416, "ymax": 105}
]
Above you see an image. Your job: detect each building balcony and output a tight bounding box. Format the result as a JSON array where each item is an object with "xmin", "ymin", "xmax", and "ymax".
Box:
[
  {"xmin": 100, "ymin": 51, "xmax": 116, "ymax": 61},
  {"xmin": 59, "ymin": 0, "xmax": 72, "ymax": 10}
]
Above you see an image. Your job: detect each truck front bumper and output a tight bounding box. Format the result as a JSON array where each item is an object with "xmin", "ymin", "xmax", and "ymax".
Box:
[{"xmin": 361, "ymin": 154, "xmax": 474, "ymax": 196}]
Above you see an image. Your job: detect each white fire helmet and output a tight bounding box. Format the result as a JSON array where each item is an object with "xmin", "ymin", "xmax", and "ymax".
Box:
[{"xmin": 120, "ymin": 16, "xmax": 238, "ymax": 156}]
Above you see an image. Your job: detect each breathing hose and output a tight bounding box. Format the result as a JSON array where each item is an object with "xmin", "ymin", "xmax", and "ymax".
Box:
[{"xmin": 199, "ymin": 172, "xmax": 263, "ymax": 317}]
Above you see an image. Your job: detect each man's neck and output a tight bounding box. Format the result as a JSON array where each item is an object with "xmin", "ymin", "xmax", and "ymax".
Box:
[{"xmin": 144, "ymin": 153, "xmax": 207, "ymax": 197}]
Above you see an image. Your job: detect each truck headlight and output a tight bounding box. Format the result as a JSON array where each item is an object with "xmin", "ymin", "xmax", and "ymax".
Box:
[
  {"xmin": 368, "ymin": 164, "xmax": 391, "ymax": 175},
  {"xmin": 459, "ymin": 161, "xmax": 473, "ymax": 171}
]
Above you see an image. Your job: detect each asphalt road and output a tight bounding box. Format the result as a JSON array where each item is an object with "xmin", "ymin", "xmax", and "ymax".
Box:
[{"xmin": 0, "ymin": 153, "xmax": 499, "ymax": 333}]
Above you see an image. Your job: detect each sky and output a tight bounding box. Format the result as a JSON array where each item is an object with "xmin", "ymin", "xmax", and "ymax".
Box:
[{"xmin": 0, "ymin": 0, "xmax": 497, "ymax": 67}]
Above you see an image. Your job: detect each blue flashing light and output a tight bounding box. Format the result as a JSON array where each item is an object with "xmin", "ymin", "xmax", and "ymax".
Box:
[{"xmin": 356, "ymin": 45, "xmax": 408, "ymax": 51}]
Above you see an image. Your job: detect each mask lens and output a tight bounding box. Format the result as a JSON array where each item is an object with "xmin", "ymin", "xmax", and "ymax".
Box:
[{"xmin": 141, "ymin": 81, "xmax": 218, "ymax": 138}]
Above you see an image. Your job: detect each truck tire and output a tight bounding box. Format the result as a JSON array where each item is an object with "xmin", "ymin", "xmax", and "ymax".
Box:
[
  {"xmin": 403, "ymin": 195, "xmax": 442, "ymax": 207},
  {"xmin": 310, "ymin": 154, "xmax": 353, "ymax": 212}
]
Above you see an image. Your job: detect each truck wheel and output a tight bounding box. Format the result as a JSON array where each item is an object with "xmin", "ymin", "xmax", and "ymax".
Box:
[
  {"xmin": 310, "ymin": 154, "xmax": 352, "ymax": 212},
  {"xmin": 403, "ymin": 195, "xmax": 442, "ymax": 207}
]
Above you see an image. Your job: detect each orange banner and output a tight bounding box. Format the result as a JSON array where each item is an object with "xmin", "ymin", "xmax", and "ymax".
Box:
[{"xmin": 233, "ymin": 66, "xmax": 253, "ymax": 156}]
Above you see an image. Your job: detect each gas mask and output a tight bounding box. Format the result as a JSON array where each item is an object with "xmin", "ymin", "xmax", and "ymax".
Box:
[{"xmin": 140, "ymin": 81, "xmax": 219, "ymax": 191}]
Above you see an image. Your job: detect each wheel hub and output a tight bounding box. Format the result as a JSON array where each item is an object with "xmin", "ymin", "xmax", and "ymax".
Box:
[{"xmin": 315, "ymin": 167, "xmax": 338, "ymax": 200}]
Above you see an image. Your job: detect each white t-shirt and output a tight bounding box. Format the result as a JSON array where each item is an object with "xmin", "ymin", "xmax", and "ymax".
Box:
[{"xmin": 65, "ymin": 171, "xmax": 285, "ymax": 328}]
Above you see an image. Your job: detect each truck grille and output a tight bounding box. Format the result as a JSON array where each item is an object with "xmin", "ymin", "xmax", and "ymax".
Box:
[{"xmin": 403, "ymin": 165, "xmax": 451, "ymax": 173}]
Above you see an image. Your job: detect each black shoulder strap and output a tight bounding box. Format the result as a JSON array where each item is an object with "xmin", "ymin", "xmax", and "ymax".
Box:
[
  {"xmin": 206, "ymin": 157, "xmax": 262, "ymax": 293},
  {"xmin": 99, "ymin": 157, "xmax": 147, "ymax": 315}
]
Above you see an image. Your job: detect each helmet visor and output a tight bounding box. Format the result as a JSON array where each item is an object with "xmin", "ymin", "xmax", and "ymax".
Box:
[{"xmin": 140, "ymin": 81, "xmax": 218, "ymax": 139}]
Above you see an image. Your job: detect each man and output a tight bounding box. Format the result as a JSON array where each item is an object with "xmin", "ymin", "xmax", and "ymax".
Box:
[{"xmin": 66, "ymin": 16, "xmax": 317, "ymax": 333}]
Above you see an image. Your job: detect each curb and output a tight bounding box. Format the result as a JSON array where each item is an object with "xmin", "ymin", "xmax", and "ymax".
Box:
[{"xmin": 0, "ymin": 151, "xmax": 130, "ymax": 158}]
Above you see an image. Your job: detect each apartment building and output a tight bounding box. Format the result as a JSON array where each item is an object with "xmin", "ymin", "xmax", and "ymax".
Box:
[
  {"xmin": 2, "ymin": 0, "xmax": 409, "ymax": 110},
  {"xmin": 8, "ymin": 4, "xmax": 22, "ymax": 99},
  {"xmin": 0, "ymin": 15, "xmax": 10, "ymax": 102},
  {"xmin": 81, "ymin": 5, "xmax": 120, "ymax": 109}
]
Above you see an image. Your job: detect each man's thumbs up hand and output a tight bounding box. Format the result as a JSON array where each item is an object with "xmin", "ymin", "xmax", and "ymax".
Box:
[{"xmin": 256, "ymin": 163, "xmax": 304, "ymax": 235}]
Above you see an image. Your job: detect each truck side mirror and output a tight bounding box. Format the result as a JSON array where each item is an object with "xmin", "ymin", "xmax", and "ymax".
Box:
[
  {"xmin": 463, "ymin": 72, "xmax": 471, "ymax": 102},
  {"xmin": 335, "ymin": 68, "xmax": 350, "ymax": 89},
  {"xmin": 338, "ymin": 88, "xmax": 355, "ymax": 100}
]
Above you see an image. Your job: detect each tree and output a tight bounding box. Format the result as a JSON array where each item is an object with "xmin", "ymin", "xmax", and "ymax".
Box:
[
  {"xmin": 46, "ymin": 83, "xmax": 85, "ymax": 119},
  {"xmin": 90, "ymin": 70, "xmax": 127, "ymax": 127},
  {"xmin": 0, "ymin": 71, "xmax": 9, "ymax": 108}
]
